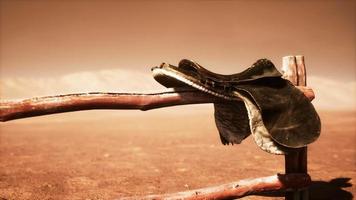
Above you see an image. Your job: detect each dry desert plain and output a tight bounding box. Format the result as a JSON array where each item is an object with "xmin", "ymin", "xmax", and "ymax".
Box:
[{"xmin": 0, "ymin": 106, "xmax": 355, "ymax": 200}]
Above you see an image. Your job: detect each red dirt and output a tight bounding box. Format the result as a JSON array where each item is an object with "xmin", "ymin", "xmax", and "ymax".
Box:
[{"xmin": 0, "ymin": 109, "xmax": 355, "ymax": 200}]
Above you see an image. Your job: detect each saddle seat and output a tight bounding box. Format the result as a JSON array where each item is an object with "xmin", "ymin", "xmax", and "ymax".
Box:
[{"xmin": 177, "ymin": 59, "xmax": 282, "ymax": 84}]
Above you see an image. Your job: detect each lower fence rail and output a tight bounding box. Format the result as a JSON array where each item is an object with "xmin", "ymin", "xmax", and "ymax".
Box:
[{"xmin": 119, "ymin": 173, "xmax": 311, "ymax": 200}]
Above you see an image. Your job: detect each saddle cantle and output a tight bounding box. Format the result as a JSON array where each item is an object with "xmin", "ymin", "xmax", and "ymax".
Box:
[
  {"xmin": 153, "ymin": 59, "xmax": 282, "ymax": 92},
  {"xmin": 151, "ymin": 59, "xmax": 321, "ymax": 154},
  {"xmin": 178, "ymin": 59, "xmax": 282, "ymax": 82}
]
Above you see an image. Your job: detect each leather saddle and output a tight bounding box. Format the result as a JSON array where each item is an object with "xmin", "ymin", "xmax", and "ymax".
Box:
[{"xmin": 152, "ymin": 59, "xmax": 321, "ymax": 154}]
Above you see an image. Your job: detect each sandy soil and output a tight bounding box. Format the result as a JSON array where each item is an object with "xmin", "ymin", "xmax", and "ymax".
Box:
[{"xmin": 0, "ymin": 109, "xmax": 355, "ymax": 200}]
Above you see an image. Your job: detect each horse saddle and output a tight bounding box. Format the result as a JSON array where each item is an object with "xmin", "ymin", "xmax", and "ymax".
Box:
[{"xmin": 151, "ymin": 59, "xmax": 321, "ymax": 154}]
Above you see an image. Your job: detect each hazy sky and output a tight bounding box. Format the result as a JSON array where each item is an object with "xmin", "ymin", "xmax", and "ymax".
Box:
[{"xmin": 0, "ymin": 0, "xmax": 355, "ymax": 111}]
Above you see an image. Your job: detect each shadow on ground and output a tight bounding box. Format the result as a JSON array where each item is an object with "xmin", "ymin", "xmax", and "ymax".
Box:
[
  {"xmin": 256, "ymin": 177, "xmax": 353, "ymax": 200},
  {"xmin": 308, "ymin": 177, "xmax": 353, "ymax": 200}
]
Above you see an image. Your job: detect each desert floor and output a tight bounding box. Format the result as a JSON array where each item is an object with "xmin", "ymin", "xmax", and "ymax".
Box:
[{"xmin": 0, "ymin": 108, "xmax": 355, "ymax": 200}]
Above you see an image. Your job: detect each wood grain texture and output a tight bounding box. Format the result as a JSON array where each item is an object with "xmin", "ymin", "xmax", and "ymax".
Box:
[
  {"xmin": 282, "ymin": 56, "xmax": 298, "ymax": 85},
  {"xmin": 0, "ymin": 90, "xmax": 223, "ymax": 122},
  {"xmin": 119, "ymin": 174, "xmax": 311, "ymax": 200},
  {"xmin": 0, "ymin": 87, "xmax": 315, "ymax": 122}
]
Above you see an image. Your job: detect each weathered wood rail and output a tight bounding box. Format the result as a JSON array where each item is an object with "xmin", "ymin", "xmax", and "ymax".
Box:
[
  {"xmin": 0, "ymin": 86, "xmax": 314, "ymax": 122},
  {"xmin": 120, "ymin": 174, "xmax": 311, "ymax": 200}
]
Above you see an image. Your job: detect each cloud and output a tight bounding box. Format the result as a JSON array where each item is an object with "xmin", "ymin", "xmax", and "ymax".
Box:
[
  {"xmin": 308, "ymin": 76, "xmax": 356, "ymax": 110},
  {"xmin": 0, "ymin": 69, "xmax": 165, "ymax": 100},
  {"xmin": 0, "ymin": 70, "xmax": 355, "ymax": 110}
]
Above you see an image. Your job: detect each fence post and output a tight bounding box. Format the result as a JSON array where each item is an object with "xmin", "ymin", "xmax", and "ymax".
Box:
[{"xmin": 283, "ymin": 55, "xmax": 309, "ymax": 200}]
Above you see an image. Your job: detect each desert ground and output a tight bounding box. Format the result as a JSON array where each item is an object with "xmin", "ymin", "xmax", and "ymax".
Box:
[{"xmin": 0, "ymin": 107, "xmax": 355, "ymax": 200}]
